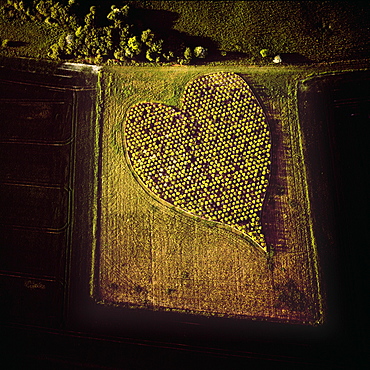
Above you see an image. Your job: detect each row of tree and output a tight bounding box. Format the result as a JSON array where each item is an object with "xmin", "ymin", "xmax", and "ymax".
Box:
[{"xmin": 1, "ymin": 1, "xmax": 208, "ymax": 65}]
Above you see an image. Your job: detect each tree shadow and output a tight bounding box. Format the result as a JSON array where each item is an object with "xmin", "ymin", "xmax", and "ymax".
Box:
[
  {"xmin": 346, "ymin": 42, "xmax": 370, "ymax": 60},
  {"xmin": 128, "ymin": 8, "xmax": 219, "ymax": 58},
  {"xmin": 129, "ymin": 7, "xmax": 180, "ymax": 33},
  {"xmin": 72, "ymin": 2, "xmax": 220, "ymax": 59},
  {"xmin": 279, "ymin": 53, "xmax": 313, "ymax": 65},
  {"xmin": 4, "ymin": 41, "xmax": 29, "ymax": 48},
  {"xmin": 190, "ymin": 51, "xmax": 252, "ymax": 65}
]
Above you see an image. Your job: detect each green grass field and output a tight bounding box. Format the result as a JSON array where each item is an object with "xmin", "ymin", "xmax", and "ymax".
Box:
[
  {"xmin": 93, "ymin": 63, "xmax": 345, "ymax": 323},
  {"xmin": 130, "ymin": 0, "xmax": 370, "ymax": 61},
  {"xmin": 1, "ymin": 1, "xmax": 369, "ymax": 64},
  {"xmin": 0, "ymin": 10, "xmax": 63, "ymax": 60}
]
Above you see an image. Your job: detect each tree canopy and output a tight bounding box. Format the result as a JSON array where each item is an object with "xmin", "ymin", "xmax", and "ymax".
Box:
[{"xmin": 1, "ymin": 0, "xmax": 209, "ymax": 65}]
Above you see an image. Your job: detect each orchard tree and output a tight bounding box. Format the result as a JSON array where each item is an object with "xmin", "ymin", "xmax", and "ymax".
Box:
[
  {"xmin": 141, "ymin": 28, "xmax": 155, "ymax": 46},
  {"xmin": 194, "ymin": 46, "xmax": 208, "ymax": 59},
  {"xmin": 184, "ymin": 46, "xmax": 193, "ymax": 63},
  {"xmin": 126, "ymin": 36, "xmax": 142, "ymax": 58},
  {"xmin": 35, "ymin": 0, "xmax": 53, "ymax": 18},
  {"xmin": 107, "ymin": 4, "xmax": 130, "ymax": 28},
  {"xmin": 2, "ymin": 39, "xmax": 10, "ymax": 47},
  {"xmin": 84, "ymin": 6, "xmax": 96, "ymax": 28},
  {"xmin": 48, "ymin": 43, "xmax": 62, "ymax": 60}
]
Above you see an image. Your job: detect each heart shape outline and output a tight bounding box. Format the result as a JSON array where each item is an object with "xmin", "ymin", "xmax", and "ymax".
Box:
[{"xmin": 123, "ymin": 72, "xmax": 271, "ymax": 251}]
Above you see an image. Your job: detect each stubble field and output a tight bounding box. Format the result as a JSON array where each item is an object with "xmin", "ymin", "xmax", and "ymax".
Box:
[{"xmin": 93, "ymin": 64, "xmax": 325, "ymax": 324}]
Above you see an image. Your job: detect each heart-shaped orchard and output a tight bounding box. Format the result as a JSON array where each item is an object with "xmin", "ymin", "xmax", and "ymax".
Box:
[{"xmin": 124, "ymin": 72, "xmax": 271, "ymax": 250}]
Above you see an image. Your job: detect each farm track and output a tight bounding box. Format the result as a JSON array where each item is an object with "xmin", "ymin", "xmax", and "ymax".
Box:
[{"xmin": 94, "ymin": 65, "xmax": 325, "ymax": 323}]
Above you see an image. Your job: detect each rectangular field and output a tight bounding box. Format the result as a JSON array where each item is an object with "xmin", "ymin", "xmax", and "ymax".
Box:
[{"xmin": 92, "ymin": 64, "xmax": 332, "ymax": 324}]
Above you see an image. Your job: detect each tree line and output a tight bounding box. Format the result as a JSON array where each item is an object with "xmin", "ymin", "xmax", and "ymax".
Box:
[{"xmin": 1, "ymin": 1, "xmax": 208, "ymax": 65}]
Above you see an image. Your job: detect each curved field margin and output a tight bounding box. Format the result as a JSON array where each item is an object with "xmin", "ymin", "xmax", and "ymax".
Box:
[{"xmin": 124, "ymin": 72, "xmax": 271, "ymax": 250}]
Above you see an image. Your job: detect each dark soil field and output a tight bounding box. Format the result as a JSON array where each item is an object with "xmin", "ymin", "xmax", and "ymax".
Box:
[
  {"xmin": 298, "ymin": 70, "xmax": 370, "ymax": 346},
  {"xmin": 0, "ymin": 60, "xmax": 99, "ymax": 327}
]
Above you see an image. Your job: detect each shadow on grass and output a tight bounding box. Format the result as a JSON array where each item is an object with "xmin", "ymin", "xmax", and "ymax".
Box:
[
  {"xmin": 347, "ymin": 42, "xmax": 370, "ymax": 60},
  {"xmin": 79, "ymin": 3, "xmax": 221, "ymax": 61},
  {"xmin": 192, "ymin": 51, "xmax": 252, "ymax": 65},
  {"xmin": 3, "ymin": 41, "xmax": 29, "ymax": 48},
  {"xmin": 130, "ymin": 9, "xmax": 219, "ymax": 59},
  {"xmin": 278, "ymin": 53, "xmax": 313, "ymax": 65}
]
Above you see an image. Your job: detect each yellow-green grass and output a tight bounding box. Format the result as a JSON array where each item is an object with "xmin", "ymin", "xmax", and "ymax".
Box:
[
  {"xmin": 93, "ymin": 63, "xmax": 334, "ymax": 323},
  {"xmin": 0, "ymin": 12, "xmax": 63, "ymax": 60},
  {"xmin": 126, "ymin": 0, "xmax": 370, "ymax": 62},
  {"xmin": 1, "ymin": 1, "xmax": 369, "ymax": 65}
]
